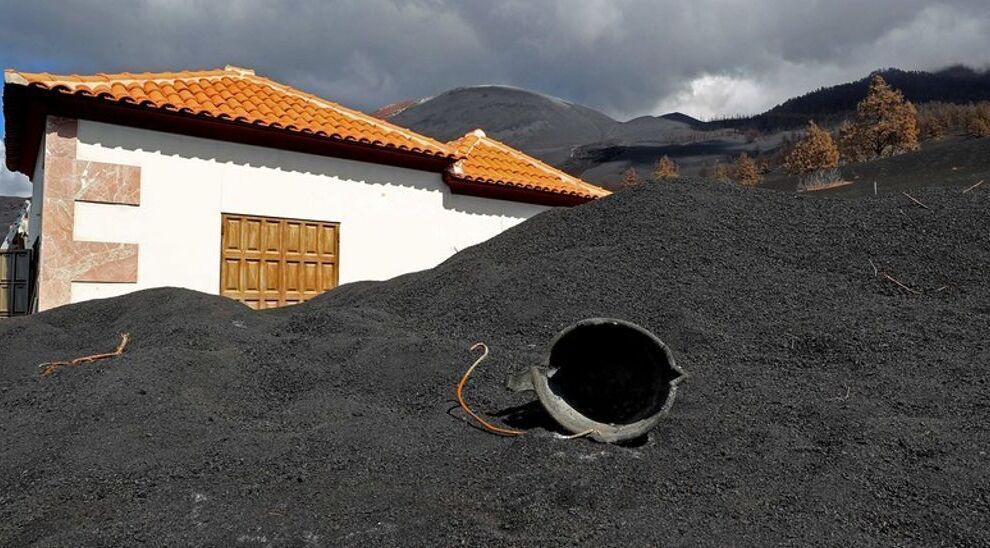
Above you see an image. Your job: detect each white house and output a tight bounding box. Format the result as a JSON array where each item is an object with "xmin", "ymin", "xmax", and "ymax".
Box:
[{"xmin": 2, "ymin": 65, "xmax": 608, "ymax": 311}]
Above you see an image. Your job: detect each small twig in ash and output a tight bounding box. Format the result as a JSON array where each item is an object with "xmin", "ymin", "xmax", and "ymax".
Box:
[
  {"xmin": 869, "ymin": 259, "xmax": 920, "ymax": 295},
  {"xmin": 933, "ymin": 285, "xmax": 949, "ymax": 293},
  {"xmin": 902, "ymin": 192, "xmax": 930, "ymax": 209},
  {"xmin": 963, "ymin": 180, "xmax": 985, "ymax": 194},
  {"xmin": 825, "ymin": 385, "xmax": 851, "ymax": 402},
  {"xmin": 882, "ymin": 272, "xmax": 921, "ymax": 294},
  {"xmin": 39, "ymin": 333, "xmax": 130, "ymax": 377}
]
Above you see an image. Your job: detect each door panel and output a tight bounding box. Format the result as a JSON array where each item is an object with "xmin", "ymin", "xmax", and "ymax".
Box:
[
  {"xmin": 320, "ymin": 263, "xmax": 336, "ymax": 291},
  {"xmin": 284, "ymin": 222, "xmax": 301, "ymax": 254},
  {"xmin": 224, "ymin": 218, "xmax": 241, "ymax": 250},
  {"xmin": 220, "ymin": 214, "xmax": 339, "ymax": 308},
  {"xmin": 262, "ymin": 222, "xmax": 281, "ymax": 254},
  {"xmin": 244, "ymin": 219, "xmax": 261, "ymax": 252},
  {"xmin": 263, "ymin": 261, "xmax": 280, "ymax": 291},
  {"xmin": 319, "ymin": 225, "xmax": 337, "ymax": 256}
]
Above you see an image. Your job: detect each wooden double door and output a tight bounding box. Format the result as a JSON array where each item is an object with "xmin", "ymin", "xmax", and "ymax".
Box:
[{"xmin": 220, "ymin": 213, "xmax": 339, "ymax": 309}]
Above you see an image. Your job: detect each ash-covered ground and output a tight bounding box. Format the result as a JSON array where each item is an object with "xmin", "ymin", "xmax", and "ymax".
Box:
[
  {"xmin": 0, "ymin": 195, "xmax": 28, "ymax": 231},
  {"xmin": 1, "ymin": 180, "xmax": 988, "ymax": 545}
]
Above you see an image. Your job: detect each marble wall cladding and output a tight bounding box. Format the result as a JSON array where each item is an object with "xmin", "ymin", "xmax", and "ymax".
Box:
[
  {"xmin": 37, "ymin": 116, "xmax": 141, "ymax": 311},
  {"xmin": 76, "ymin": 161, "xmax": 142, "ymax": 205}
]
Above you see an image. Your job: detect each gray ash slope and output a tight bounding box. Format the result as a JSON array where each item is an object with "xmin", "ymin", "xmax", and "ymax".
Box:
[
  {"xmin": 2, "ymin": 181, "xmax": 990, "ymax": 545},
  {"xmin": 0, "ymin": 195, "xmax": 27, "ymax": 230},
  {"xmin": 763, "ymin": 136, "xmax": 990, "ymax": 197}
]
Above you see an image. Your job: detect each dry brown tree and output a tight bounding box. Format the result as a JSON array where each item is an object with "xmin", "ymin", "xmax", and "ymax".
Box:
[
  {"xmin": 734, "ymin": 152, "xmax": 761, "ymax": 187},
  {"xmin": 968, "ymin": 116, "xmax": 990, "ymax": 138},
  {"xmin": 620, "ymin": 167, "xmax": 640, "ymax": 188},
  {"xmin": 700, "ymin": 160, "xmax": 731, "ymax": 182},
  {"xmin": 652, "ymin": 155, "xmax": 679, "ymax": 181},
  {"xmin": 919, "ymin": 115, "xmax": 946, "ymax": 140},
  {"xmin": 917, "ymin": 101, "xmax": 990, "ymax": 139},
  {"xmin": 712, "ymin": 161, "xmax": 730, "ymax": 182},
  {"xmin": 975, "ymin": 103, "xmax": 990, "ymax": 137},
  {"xmin": 839, "ymin": 74, "xmax": 918, "ymax": 161},
  {"xmin": 785, "ymin": 121, "xmax": 840, "ymax": 175}
]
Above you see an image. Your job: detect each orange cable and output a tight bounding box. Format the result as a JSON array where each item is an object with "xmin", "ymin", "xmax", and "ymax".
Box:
[{"xmin": 456, "ymin": 343, "xmax": 526, "ymax": 437}]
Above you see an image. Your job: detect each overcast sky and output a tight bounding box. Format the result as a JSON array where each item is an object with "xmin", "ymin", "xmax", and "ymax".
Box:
[{"xmin": 3, "ymin": 0, "xmax": 990, "ymax": 195}]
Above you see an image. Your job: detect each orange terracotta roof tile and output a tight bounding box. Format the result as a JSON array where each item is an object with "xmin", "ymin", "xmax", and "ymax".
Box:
[
  {"xmin": 5, "ymin": 65, "xmax": 608, "ymax": 205},
  {"xmin": 4, "ymin": 65, "xmax": 454, "ymax": 159},
  {"xmin": 447, "ymin": 129, "xmax": 610, "ymax": 201}
]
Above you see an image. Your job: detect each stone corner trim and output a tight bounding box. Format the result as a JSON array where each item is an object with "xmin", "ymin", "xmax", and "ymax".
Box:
[{"xmin": 38, "ymin": 116, "xmax": 142, "ymax": 311}]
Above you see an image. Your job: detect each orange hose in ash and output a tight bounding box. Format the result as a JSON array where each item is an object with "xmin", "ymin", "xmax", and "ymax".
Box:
[{"xmin": 456, "ymin": 343, "xmax": 526, "ymax": 437}]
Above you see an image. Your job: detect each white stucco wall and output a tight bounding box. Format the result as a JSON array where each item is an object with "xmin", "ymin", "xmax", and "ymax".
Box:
[
  {"xmin": 65, "ymin": 120, "xmax": 548, "ymax": 304},
  {"xmin": 28, "ymin": 134, "xmax": 45, "ymax": 249}
]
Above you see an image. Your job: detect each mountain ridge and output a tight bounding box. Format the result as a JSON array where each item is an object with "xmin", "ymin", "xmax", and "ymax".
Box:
[
  {"xmin": 372, "ymin": 66, "xmax": 990, "ymax": 187},
  {"xmin": 715, "ymin": 66, "xmax": 990, "ymax": 130},
  {"xmin": 376, "ymin": 66, "xmax": 990, "ymax": 135}
]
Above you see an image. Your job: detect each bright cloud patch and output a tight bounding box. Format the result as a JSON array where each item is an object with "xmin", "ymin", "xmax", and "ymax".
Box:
[
  {"xmin": 0, "ymin": 142, "xmax": 31, "ymax": 197},
  {"xmin": 652, "ymin": 75, "xmax": 769, "ymax": 120}
]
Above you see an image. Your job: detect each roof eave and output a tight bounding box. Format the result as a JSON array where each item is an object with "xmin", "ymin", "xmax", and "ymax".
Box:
[
  {"xmin": 3, "ymin": 82, "xmax": 44, "ymax": 175},
  {"xmin": 3, "ymin": 84, "xmax": 457, "ymax": 179},
  {"xmin": 442, "ymin": 171, "xmax": 598, "ymax": 207}
]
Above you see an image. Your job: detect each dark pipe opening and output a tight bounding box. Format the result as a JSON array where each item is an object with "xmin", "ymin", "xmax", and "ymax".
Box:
[{"xmin": 547, "ymin": 322, "xmax": 678, "ymax": 425}]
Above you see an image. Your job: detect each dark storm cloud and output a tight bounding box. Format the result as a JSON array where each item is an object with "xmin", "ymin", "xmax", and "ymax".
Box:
[{"xmin": 2, "ymin": 0, "xmax": 990, "ymax": 120}]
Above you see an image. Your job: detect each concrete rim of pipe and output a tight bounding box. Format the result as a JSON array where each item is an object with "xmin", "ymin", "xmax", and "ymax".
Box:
[{"xmin": 508, "ymin": 318, "xmax": 686, "ymax": 443}]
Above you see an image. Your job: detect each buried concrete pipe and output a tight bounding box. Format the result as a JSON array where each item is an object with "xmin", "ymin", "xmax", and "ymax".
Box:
[{"xmin": 508, "ymin": 318, "xmax": 686, "ymax": 443}]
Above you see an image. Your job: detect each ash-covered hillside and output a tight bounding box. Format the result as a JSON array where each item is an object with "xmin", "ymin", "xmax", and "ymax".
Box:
[
  {"xmin": 2, "ymin": 181, "xmax": 988, "ymax": 545},
  {"xmin": 383, "ymin": 85, "xmax": 616, "ymax": 166},
  {"xmin": 380, "ymin": 85, "xmax": 715, "ymax": 183},
  {"xmin": 376, "ymin": 66, "xmax": 990, "ymax": 189},
  {"xmin": 0, "ymin": 195, "xmax": 27, "ymax": 232},
  {"xmin": 726, "ymin": 66, "xmax": 990, "ymax": 131}
]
